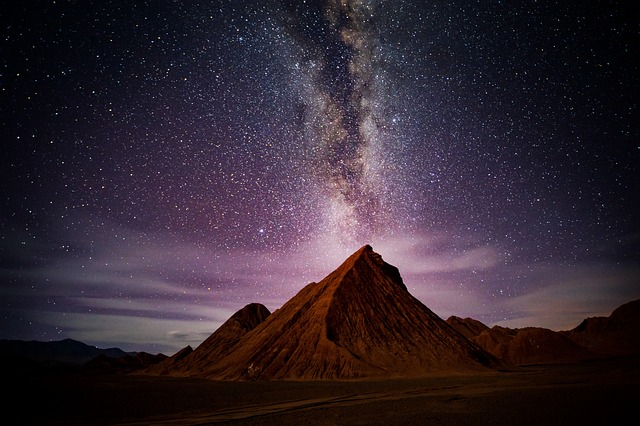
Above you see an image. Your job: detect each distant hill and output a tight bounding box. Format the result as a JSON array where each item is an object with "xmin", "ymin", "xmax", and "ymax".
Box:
[
  {"xmin": 473, "ymin": 326, "xmax": 594, "ymax": 365},
  {"xmin": 562, "ymin": 299, "xmax": 640, "ymax": 356},
  {"xmin": 0, "ymin": 338, "xmax": 168, "ymax": 375},
  {"xmin": 145, "ymin": 245, "xmax": 505, "ymax": 380},
  {"xmin": 446, "ymin": 316, "xmax": 489, "ymax": 339},
  {"xmin": 0, "ymin": 338, "xmax": 132, "ymax": 366},
  {"xmin": 446, "ymin": 299, "xmax": 640, "ymax": 365}
]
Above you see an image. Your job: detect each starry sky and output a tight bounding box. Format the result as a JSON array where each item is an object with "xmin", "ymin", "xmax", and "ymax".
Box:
[{"xmin": 2, "ymin": 0, "xmax": 638, "ymax": 355}]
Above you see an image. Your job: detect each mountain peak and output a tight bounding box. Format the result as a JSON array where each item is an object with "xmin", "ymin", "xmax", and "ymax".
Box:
[
  {"xmin": 335, "ymin": 244, "xmax": 407, "ymax": 292},
  {"xmin": 339, "ymin": 244, "xmax": 375, "ymax": 266},
  {"xmin": 157, "ymin": 245, "xmax": 501, "ymax": 380},
  {"xmin": 356, "ymin": 244, "xmax": 374, "ymax": 255}
]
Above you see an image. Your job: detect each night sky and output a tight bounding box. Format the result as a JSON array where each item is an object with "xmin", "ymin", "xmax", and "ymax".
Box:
[{"xmin": 2, "ymin": 0, "xmax": 638, "ymax": 354}]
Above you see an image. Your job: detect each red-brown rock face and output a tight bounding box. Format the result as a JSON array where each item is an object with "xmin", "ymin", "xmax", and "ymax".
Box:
[
  {"xmin": 159, "ymin": 245, "xmax": 503, "ymax": 380},
  {"xmin": 143, "ymin": 302, "xmax": 270, "ymax": 377}
]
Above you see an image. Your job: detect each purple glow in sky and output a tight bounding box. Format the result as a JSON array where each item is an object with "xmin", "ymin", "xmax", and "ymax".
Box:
[{"xmin": 2, "ymin": 0, "xmax": 638, "ymax": 354}]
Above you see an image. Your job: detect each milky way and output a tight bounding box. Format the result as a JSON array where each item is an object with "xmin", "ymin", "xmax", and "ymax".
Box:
[
  {"xmin": 1, "ymin": 0, "xmax": 638, "ymax": 353},
  {"xmin": 284, "ymin": 0, "xmax": 409, "ymax": 243}
]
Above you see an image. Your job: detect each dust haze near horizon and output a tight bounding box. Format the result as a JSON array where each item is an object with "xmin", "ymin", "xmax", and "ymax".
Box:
[{"xmin": 2, "ymin": 0, "xmax": 638, "ymax": 355}]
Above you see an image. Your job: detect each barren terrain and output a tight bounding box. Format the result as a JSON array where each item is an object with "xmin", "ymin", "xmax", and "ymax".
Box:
[{"xmin": 10, "ymin": 356, "xmax": 637, "ymax": 425}]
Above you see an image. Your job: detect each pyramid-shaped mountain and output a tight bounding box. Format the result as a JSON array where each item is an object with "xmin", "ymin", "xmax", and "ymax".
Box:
[{"xmin": 161, "ymin": 245, "xmax": 503, "ymax": 380}]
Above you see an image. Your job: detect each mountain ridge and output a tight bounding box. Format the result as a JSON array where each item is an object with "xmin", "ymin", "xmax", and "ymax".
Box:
[
  {"xmin": 0, "ymin": 338, "xmax": 134, "ymax": 366},
  {"xmin": 446, "ymin": 298, "xmax": 640, "ymax": 364},
  {"xmin": 4, "ymin": 247, "xmax": 638, "ymax": 377},
  {"xmin": 147, "ymin": 245, "xmax": 505, "ymax": 380}
]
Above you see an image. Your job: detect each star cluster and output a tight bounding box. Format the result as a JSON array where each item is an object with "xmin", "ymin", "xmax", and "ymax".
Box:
[{"xmin": 1, "ymin": 0, "xmax": 638, "ymax": 353}]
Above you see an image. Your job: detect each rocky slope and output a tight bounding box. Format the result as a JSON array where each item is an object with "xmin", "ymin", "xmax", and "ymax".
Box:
[
  {"xmin": 143, "ymin": 303, "xmax": 270, "ymax": 376},
  {"xmin": 155, "ymin": 245, "xmax": 503, "ymax": 380}
]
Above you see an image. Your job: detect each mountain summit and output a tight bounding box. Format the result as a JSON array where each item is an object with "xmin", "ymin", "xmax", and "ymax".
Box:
[
  {"xmin": 153, "ymin": 245, "xmax": 502, "ymax": 380},
  {"xmin": 143, "ymin": 303, "xmax": 270, "ymax": 376}
]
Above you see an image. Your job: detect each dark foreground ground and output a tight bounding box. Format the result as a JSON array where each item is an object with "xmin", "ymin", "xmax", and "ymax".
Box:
[{"xmin": 9, "ymin": 356, "xmax": 639, "ymax": 425}]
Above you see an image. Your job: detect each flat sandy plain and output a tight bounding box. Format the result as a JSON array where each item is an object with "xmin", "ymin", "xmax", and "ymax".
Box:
[{"xmin": 11, "ymin": 356, "xmax": 638, "ymax": 425}]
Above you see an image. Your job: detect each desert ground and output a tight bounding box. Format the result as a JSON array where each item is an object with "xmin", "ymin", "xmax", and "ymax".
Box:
[{"xmin": 11, "ymin": 356, "xmax": 637, "ymax": 425}]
